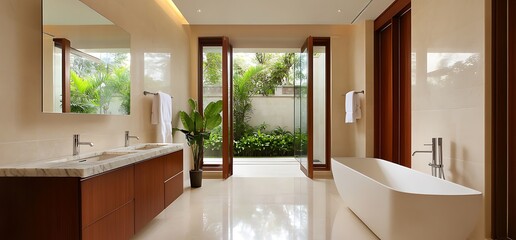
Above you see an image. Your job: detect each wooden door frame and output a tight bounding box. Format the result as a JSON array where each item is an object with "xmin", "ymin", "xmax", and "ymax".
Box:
[
  {"xmin": 374, "ymin": 0, "xmax": 411, "ymax": 167},
  {"xmin": 312, "ymin": 37, "xmax": 332, "ymax": 171},
  {"xmin": 492, "ymin": 0, "xmax": 515, "ymax": 238},
  {"xmin": 53, "ymin": 38, "xmax": 71, "ymax": 113}
]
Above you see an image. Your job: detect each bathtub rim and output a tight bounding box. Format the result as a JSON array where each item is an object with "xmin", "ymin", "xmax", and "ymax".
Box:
[{"xmin": 331, "ymin": 157, "xmax": 482, "ymax": 196}]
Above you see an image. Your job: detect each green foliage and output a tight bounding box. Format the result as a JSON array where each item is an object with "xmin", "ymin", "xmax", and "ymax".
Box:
[
  {"xmin": 115, "ymin": 67, "xmax": 131, "ymax": 114},
  {"xmin": 293, "ymin": 128, "xmax": 308, "ymax": 156},
  {"xmin": 174, "ymin": 99, "xmax": 223, "ymax": 170},
  {"xmin": 69, "ymin": 52, "xmax": 130, "ymax": 114},
  {"xmin": 233, "ymin": 66, "xmax": 263, "ymax": 140},
  {"xmin": 204, "ymin": 101, "xmax": 223, "ymax": 130},
  {"xmin": 203, "ymin": 52, "xmax": 222, "ymax": 85},
  {"xmin": 255, "ymin": 53, "xmax": 272, "ymax": 64},
  {"xmin": 204, "ymin": 126, "xmax": 298, "ymax": 157},
  {"xmin": 204, "ymin": 125, "xmax": 222, "ymax": 156},
  {"xmin": 235, "ymin": 128, "xmax": 294, "ymax": 157},
  {"xmin": 69, "ymin": 71, "xmax": 100, "ymax": 113},
  {"xmin": 202, "ymin": 52, "xmax": 300, "ymax": 158},
  {"xmin": 252, "ymin": 53, "xmax": 296, "ymax": 95}
]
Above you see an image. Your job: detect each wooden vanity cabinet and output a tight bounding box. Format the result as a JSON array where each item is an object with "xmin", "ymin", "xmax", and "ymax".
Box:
[
  {"xmin": 0, "ymin": 150, "xmax": 183, "ymax": 240},
  {"xmin": 135, "ymin": 150, "xmax": 184, "ymax": 232}
]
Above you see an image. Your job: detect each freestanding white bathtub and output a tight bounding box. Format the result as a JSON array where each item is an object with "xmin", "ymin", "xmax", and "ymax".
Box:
[{"xmin": 331, "ymin": 157, "xmax": 482, "ymax": 240}]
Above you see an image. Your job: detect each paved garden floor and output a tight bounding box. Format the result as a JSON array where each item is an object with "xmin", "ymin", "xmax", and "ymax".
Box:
[{"xmin": 204, "ymin": 157, "xmax": 305, "ymax": 177}]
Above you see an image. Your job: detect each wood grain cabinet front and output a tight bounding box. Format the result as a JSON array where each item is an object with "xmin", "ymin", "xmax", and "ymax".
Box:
[
  {"xmin": 164, "ymin": 150, "xmax": 184, "ymax": 208},
  {"xmin": 134, "ymin": 150, "xmax": 184, "ymax": 231},
  {"xmin": 0, "ymin": 177, "xmax": 81, "ymax": 240},
  {"xmin": 81, "ymin": 165, "xmax": 135, "ymax": 240},
  {"xmin": 134, "ymin": 156, "xmax": 165, "ymax": 232}
]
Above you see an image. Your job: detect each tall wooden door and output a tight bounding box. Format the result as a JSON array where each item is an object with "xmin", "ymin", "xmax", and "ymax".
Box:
[
  {"xmin": 493, "ymin": 0, "xmax": 516, "ymax": 237},
  {"xmin": 508, "ymin": 1, "xmax": 516, "ymax": 236},
  {"xmin": 198, "ymin": 37, "xmax": 233, "ymax": 179},
  {"xmin": 374, "ymin": 0, "xmax": 411, "ymax": 167},
  {"xmin": 222, "ymin": 37, "xmax": 234, "ymax": 179}
]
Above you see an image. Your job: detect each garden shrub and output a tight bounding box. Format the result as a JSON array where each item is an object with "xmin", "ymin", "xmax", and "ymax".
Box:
[{"xmin": 204, "ymin": 126, "xmax": 300, "ymax": 157}]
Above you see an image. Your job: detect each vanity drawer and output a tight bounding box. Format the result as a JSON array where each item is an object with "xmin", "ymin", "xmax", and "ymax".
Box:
[
  {"xmin": 165, "ymin": 172, "xmax": 183, "ymax": 208},
  {"xmin": 82, "ymin": 200, "xmax": 134, "ymax": 240},
  {"xmin": 164, "ymin": 150, "xmax": 183, "ymax": 180},
  {"xmin": 81, "ymin": 165, "xmax": 134, "ymax": 229}
]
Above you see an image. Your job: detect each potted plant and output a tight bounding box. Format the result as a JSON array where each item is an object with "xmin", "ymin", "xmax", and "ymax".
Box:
[{"xmin": 174, "ymin": 98, "xmax": 222, "ymax": 188}]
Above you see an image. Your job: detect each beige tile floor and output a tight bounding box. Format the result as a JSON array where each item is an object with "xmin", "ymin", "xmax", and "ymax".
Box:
[{"xmin": 133, "ymin": 176, "xmax": 378, "ymax": 240}]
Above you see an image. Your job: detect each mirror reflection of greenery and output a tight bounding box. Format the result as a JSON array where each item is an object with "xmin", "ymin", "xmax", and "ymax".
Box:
[{"xmin": 69, "ymin": 53, "xmax": 130, "ymax": 114}]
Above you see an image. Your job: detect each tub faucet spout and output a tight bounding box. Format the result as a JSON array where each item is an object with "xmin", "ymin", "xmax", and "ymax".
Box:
[
  {"xmin": 412, "ymin": 138, "xmax": 445, "ymax": 179},
  {"xmin": 411, "ymin": 150, "xmax": 432, "ymax": 156}
]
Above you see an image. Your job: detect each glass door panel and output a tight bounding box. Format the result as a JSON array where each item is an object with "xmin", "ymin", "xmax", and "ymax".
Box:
[
  {"xmin": 312, "ymin": 46, "xmax": 326, "ymax": 166},
  {"xmin": 295, "ymin": 37, "xmax": 313, "ymax": 178},
  {"xmin": 201, "ymin": 46, "xmax": 223, "ymax": 166}
]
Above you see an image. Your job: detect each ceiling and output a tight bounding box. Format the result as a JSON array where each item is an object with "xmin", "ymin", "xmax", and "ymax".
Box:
[
  {"xmin": 43, "ymin": 0, "xmax": 112, "ymax": 25},
  {"xmin": 172, "ymin": 0, "xmax": 394, "ymax": 25}
]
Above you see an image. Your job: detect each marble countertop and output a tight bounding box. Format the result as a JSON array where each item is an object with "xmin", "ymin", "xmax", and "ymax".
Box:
[{"xmin": 0, "ymin": 143, "xmax": 184, "ymax": 178}]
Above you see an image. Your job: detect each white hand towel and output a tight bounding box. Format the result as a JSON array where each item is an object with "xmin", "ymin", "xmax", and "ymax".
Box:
[
  {"xmin": 354, "ymin": 93, "xmax": 362, "ymax": 120},
  {"xmin": 151, "ymin": 91, "xmax": 173, "ymax": 143},
  {"xmin": 345, "ymin": 91, "xmax": 355, "ymax": 123}
]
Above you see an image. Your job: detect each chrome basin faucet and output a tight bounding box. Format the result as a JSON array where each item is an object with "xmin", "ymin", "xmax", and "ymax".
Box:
[
  {"xmin": 125, "ymin": 131, "xmax": 139, "ymax": 147},
  {"xmin": 73, "ymin": 134, "xmax": 94, "ymax": 156}
]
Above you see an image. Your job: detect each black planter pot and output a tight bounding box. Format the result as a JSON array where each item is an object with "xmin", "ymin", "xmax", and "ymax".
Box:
[{"xmin": 189, "ymin": 170, "xmax": 203, "ymax": 188}]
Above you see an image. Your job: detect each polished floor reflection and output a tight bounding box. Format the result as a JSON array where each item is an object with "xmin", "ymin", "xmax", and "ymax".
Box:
[{"xmin": 133, "ymin": 178, "xmax": 378, "ymax": 240}]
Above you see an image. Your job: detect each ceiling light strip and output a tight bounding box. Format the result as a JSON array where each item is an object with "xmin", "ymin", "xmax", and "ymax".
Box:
[
  {"xmin": 351, "ymin": 0, "xmax": 373, "ymax": 24},
  {"xmin": 157, "ymin": 0, "xmax": 189, "ymax": 24}
]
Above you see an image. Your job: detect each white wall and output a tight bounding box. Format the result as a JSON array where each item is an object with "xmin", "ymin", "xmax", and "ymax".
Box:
[
  {"xmin": 411, "ymin": 0, "xmax": 489, "ymax": 238},
  {"xmin": 330, "ymin": 21, "xmax": 375, "ymax": 158},
  {"xmin": 248, "ymin": 96, "xmax": 294, "ymax": 132},
  {"xmin": 0, "ymin": 0, "xmax": 191, "ymax": 180}
]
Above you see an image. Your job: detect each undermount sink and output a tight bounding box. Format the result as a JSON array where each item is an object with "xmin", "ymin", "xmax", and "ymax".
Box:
[
  {"xmin": 135, "ymin": 144, "xmax": 168, "ymax": 150},
  {"xmin": 77, "ymin": 152, "xmax": 135, "ymax": 163}
]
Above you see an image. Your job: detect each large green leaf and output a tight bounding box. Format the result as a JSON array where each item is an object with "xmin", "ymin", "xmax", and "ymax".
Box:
[
  {"xmin": 204, "ymin": 100, "xmax": 223, "ymax": 118},
  {"xmin": 193, "ymin": 111, "xmax": 203, "ymax": 132},
  {"xmin": 205, "ymin": 114, "xmax": 222, "ymax": 131},
  {"xmin": 188, "ymin": 99, "xmax": 197, "ymax": 112},
  {"xmin": 179, "ymin": 111, "xmax": 194, "ymax": 132}
]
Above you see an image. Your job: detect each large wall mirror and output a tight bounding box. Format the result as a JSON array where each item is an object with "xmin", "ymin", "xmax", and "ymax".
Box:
[{"xmin": 42, "ymin": 0, "xmax": 131, "ymax": 115}]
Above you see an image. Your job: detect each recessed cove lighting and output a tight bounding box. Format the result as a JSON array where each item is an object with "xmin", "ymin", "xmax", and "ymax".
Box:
[{"xmin": 197, "ymin": 9, "xmax": 202, "ymax": 13}]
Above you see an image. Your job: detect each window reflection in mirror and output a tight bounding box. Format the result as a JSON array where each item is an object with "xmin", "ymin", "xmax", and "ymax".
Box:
[{"xmin": 42, "ymin": 0, "xmax": 131, "ymax": 115}]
